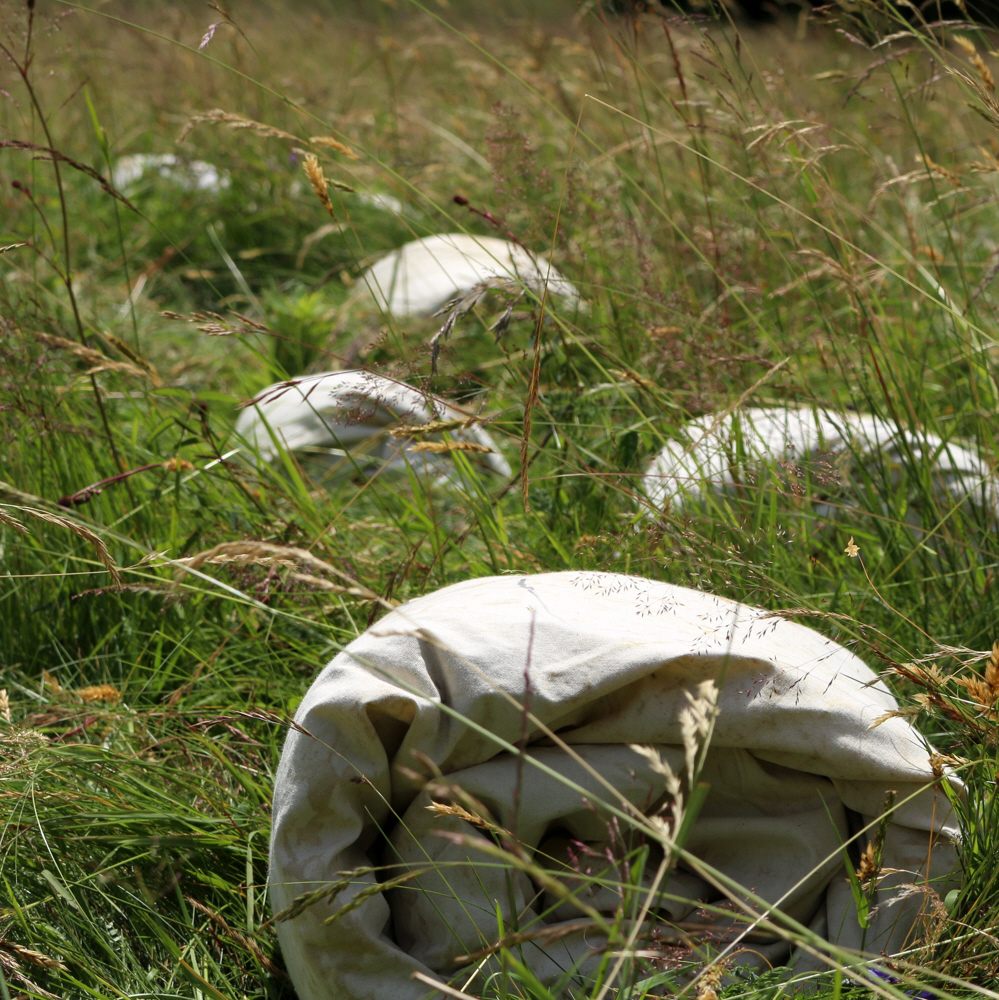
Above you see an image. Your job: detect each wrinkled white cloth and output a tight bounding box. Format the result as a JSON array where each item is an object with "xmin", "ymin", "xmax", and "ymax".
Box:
[
  {"xmin": 111, "ymin": 153, "xmax": 229, "ymax": 193},
  {"xmin": 234, "ymin": 370, "xmax": 511, "ymax": 478},
  {"xmin": 644, "ymin": 406, "xmax": 998, "ymax": 515},
  {"xmin": 270, "ymin": 572, "xmax": 959, "ymax": 1000},
  {"xmin": 358, "ymin": 233, "xmax": 582, "ymax": 317}
]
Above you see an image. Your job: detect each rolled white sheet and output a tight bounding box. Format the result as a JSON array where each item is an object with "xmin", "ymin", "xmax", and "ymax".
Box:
[
  {"xmin": 234, "ymin": 370, "xmax": 511, "ymax": 478},
  {"xmin": 357, "ymin": 233, "xmax": 583, "ymax": 317},
  {"xmin": 270, "ymin": 572, "xmax": 959, "ymax": 1000},
  {"xmin": 643, "ymin": 405, "xmax": 998, "ymax": 515}
]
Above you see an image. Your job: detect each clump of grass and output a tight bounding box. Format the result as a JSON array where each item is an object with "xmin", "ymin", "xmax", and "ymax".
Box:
[{"xmin": 3, "ymin": 0, "xmax": 999, "ymax": 997}]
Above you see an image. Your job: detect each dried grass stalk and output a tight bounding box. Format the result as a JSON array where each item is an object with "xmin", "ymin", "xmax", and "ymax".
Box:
[
  {"xmin": 32, "ymin": 331, "xmax": 153, "ymax": 382},
  {"xmin": 408, "ymin": 441, "xmax": 493, "ymax": 455},
  {"xmin": 424, "ymin": 801, "xmax": 492, "ymax": 830},
  {"xmin": 609, "ymin": 367, "xmax": 658, "ymax": 391},
  {"xmin": 0, "ymin": 479, "xmax": 56, "ymax": 507},
  {"xmin": 178, "ymin": 108, "xmax": 298, "ymax": 143},
  {"xmin": 185, "ymin": 896, "xmax": 286, "ymax": 977},
  {"xmin": 0, "ymin": 939, "xmax": 66, "ymax": 971},
  {"xmin": 270, "ymin": 867, "xmax": 376, "ymax": 924},
  {"xmin": 429, "ymin": 277, "xmax": 519, "ymax": 373},
  {"xmin": 95, "ymin": 331, "xmax": 162, "ymax": 386},
  {"xmin": 309, "ymin": 136, "xmax": 359, "ymax": 160},
  {"xmin": 0, "ymin": 509, "xmax": 28, "ymax": 534},
  {"xmin": 161, "ymin": 309, "xmax": 269, "ymax": 338},
  {"xmin": 454, "ymin": 920, "xmax": 596, "ymax": 965},
  {"xmin": 5, "ymin": 506, "xmax": 121, "ymax": 587},
  {"xmin": 389, "ymin": 417, "xmax": 482, "ymax": 437},
  {"xmin": 174, "ymin": 541, "xmax": 397, "ymax": 607},
  {"xmin": 291, "ymin": 572, "xmax": 395, "ymax": 603}
]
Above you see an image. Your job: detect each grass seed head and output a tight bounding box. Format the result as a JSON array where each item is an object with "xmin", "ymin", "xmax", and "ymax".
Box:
[
  {"xmin": 974, "ymin": 54, "xmax": 996, "ymax": 91},
  {"xmin": 696, "ymin": 961, "xmax": 727, "ymax": 1000},
  {"xmin": 309, "ymin": 136, "xmax": 359, "ymax": 160},
  {"xmin": 954, "ymin": 640, "xmax": 999, "ymax": 711},
  {"xmin": 76, "ymin": 684, "xmax": 121, "ymax": 704},
  {"xmin": 41, "ymin": 670, "xmax": 63, "ymax": 695},
  {"xmin": 0, "ymin": 940, "xmax": 66, "ymax": 972},
  {"xmin": 955, "ymin": 35, "xmax": 978, "ymax": 57},
  {"xmin": 855, "ymin": 841, "xmax": 879, "ymax": 888},
  {"xmin": 304, "ymin": 153, "xmax": 337, "ymax": 219},
  {"xmin": 178, "ymin": 108, "xmax": 298, "ymax": 143},
  {"xmin": 425, "ymin": 801, "xmax": 492, "ymax": 829},
  {"xmin": 407, "ymin": 441, "xmax": 493, "ymax": 455}
]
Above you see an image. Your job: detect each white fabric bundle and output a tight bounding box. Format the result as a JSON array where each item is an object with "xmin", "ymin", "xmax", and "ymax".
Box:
[
  {"xmin": 269, "ymin": 571, "xmax": 959, "ymax": 1000},
  {"xmin": 111, "ymin": 153, "xmax": 229, "ymax": 193},
  {"xmin": 234, "ymin": 370, "xmax": 510, "ymax": 478},
  {"xmin": 358, "ymin": 233, "xmax": 582, "ymax": 317},
  {"xmin": 644, "ymin": 405, "xmax": 998, "ymax": 515}
]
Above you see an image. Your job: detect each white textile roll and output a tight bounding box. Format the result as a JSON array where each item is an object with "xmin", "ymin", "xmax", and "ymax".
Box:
[
  {"xmin": 643, "ymin": 406, "xmax": 999, "ymax": 516},
  {"xmin": 234, "ymin": 370, "xmax": 511, "ymax": 478},
  {"xmin": 357, "ymin": 234, "xmax": 583, "ymax": 317},
  {"xmin": 269, "ymin": 572, "xmax": 959, "ymax": 1000}
]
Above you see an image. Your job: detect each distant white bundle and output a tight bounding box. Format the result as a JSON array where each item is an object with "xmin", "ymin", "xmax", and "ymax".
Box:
[
  {"xmin": 358, "ymin": 233, "xmax": 583, "ymax": 317},
  {"xmin": 234, "ymin": 370, "xmax": 510, "ymax": 478},
  {"xmin": 355, "ymin": 191, "xmax": 406, "ymax": 216},
  {"xmin": 270, "ymin": 571, "xmax": 959, "ymax": 1000},
  {"xmin": 111, "ymin": 153, "xmax": 229, "ymax": 194},
  {"xmin": 644, "ymin": 405, "xmax": 999, "ymax": 514}
]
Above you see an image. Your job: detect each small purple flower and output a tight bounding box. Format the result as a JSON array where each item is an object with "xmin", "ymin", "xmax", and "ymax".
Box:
[{"xmin": 868, "ymin": 966, "xmax": 935, "ymax": 999}]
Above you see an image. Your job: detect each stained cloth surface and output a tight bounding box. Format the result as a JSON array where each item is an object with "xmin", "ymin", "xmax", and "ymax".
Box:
[
  {"xmin": 357, "ymin": 234, "xmax": 582, "ymax": 316},
  {"xmin": 269, "ymin": 572, "xmax": 958, "ymax": 1000},
  {"xmin": 234, "ymin": 370, "xmax": 510, "ymax": 477},
  {"xmin": 643, "ymin": 406, "xmax": 998, "ymax": 514}
]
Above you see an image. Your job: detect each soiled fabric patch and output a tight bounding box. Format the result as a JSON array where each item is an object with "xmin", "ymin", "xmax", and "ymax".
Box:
[
  {"xmin": 643, "ymin": 406, "xmax": 999, "ymax": 515},
  {"xmin": 357, "ymin": 233, "xmax": 583, "ymax": 317},
  {"xmin": 234, "ymin": 370, "xmax": 510, "ymax": 478},
  {"xmin": 269, "ymin": 572, "xmax": 959, "ymax": 1000}
]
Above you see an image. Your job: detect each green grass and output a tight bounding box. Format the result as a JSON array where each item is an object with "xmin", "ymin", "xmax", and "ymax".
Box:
[{"xmin": 2, "ymin": 0, "xmax": 999, "ymax": 997}]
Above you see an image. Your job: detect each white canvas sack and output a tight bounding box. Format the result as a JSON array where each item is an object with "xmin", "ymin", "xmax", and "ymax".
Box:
[
  {"xmin": 235, "ymin": 370, "xmax": 511, "ymax": 478},
  {"xmin": 269, "ymin": 572, "xmax": 959, "ymax": 1000},
  {"xmin": 644, "ymin": 405, "xmax": 998, "ymax": 516},
  {"xmin": 357, "ymin": 234, "xmax": 583, "ymax": 317}
]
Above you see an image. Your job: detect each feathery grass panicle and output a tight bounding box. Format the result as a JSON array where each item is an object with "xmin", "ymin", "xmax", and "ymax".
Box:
[
  {"xmin": 3, "ymin": 506, "xmax": 121, "ymax": 587},
  {"xmin": 178, "ymin": 108, "xmax": 299, "ymax": 143}
]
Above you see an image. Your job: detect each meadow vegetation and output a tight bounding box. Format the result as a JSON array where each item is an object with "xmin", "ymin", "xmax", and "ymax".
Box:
[{"xmin": 2, "ymin": 0, "xmax": 999, "ymax": 997}]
